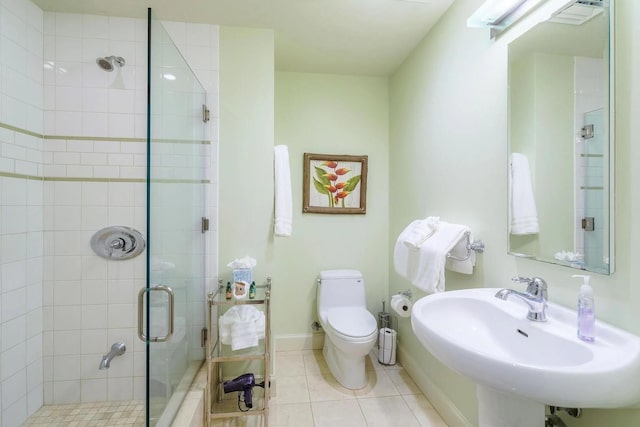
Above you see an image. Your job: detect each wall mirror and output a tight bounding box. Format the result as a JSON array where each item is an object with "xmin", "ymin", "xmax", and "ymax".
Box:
[{"xmin": 507, "ymin": 0, "xmax": 613, "ymax": 274}]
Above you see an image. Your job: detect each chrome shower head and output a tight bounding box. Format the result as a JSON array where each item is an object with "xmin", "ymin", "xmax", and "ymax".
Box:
[{"xmin": 96, "ymin": 56, "xmax": 126, "ymax": 72}]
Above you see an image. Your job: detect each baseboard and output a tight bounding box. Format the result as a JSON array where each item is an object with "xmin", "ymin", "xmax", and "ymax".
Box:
[
  {"xmin": 398, "ymin": 345, "xmax": 473, "ymax": 427},
  {"xmin": 274, "ymin": 333, "xmax": 324, "ymax": 352}
]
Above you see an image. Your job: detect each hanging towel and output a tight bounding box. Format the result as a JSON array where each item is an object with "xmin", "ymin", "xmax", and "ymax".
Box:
[
  {"xmin": 394, "ymin": 221, "xmax": 471, "ymax": 293},
  {"xmin": 415, "ymin": 222, "xmax": 471, "ymax": 292},
  {"xmin": 219, "ymin": 305, "xmax": 265, "ymax": 351},
  {"xmin": 394, "ymin": 223, "xmax": 423, "ymax": 286},
  {"xmin": 402, "ymin": 216, "xmax": 440, "ymax": 250},
  {"xmin": 510, "ymin": 153, "xmax": 539, "ymax": 235},
  {"xmin": 274, "ymin": 145, "xmax": 293, "ymax": 237}
]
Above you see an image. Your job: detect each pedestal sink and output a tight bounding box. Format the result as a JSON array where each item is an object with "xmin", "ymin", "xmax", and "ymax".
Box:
[{"xmin": 411, "ymin": 288, "xmax": 640, "ymax": 426}]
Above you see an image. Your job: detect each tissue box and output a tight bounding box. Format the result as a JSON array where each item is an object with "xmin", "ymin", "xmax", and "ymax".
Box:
[{"xmin": 233, "ymin": 268, "xmax": 252, "ymax": 284}]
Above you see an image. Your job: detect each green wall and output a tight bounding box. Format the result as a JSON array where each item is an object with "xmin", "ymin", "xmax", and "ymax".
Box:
[
  {"xmin": 389, "ymin": 1, "xmax": 508, "ymax": 423},
  {"xmin": 389, "ymin": 0, "xmax": 640, "ymax": 426},
  {"xmin": 509, "ymin": 52, "xmax": 575, "ymax": 259},
  {"xmin": 219, "ymin": 35, "xmax": 389, "ymax": 346},
  {"xmin": 533, "ymin": 52, "xmax": 574, "ymax": 261},
  {"xmin": 220, "ymin": 0, "xmax": 640, "ymax": 424},
  {"xmin": 272, "ymin": 72, "xmax": 389, "ymax": 338},
  {"xmin": 219, "ymin": 26, "xmax": 276, "ymax": 288}
]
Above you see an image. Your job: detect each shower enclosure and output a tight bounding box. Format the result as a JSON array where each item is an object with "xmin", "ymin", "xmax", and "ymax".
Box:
[{"xmin": 0, "ymin": 1, "xmax": 215, "ymax": 425}]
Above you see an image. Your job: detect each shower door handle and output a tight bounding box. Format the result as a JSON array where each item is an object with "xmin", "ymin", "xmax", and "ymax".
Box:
[{"xmin": 138, "ymin": 285, "xmax": 175, "ymax": 342}]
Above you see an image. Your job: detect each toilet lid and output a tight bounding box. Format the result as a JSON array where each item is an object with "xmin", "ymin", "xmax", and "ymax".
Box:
[{"xmin": 327, "ymin": 307, "xmax": 377, "ymax": 338}]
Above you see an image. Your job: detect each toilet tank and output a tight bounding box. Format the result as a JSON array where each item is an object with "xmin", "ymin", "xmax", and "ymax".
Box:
[{"xmin": 317, "ymin": 269, "xmax": 366, "ymax": 311}]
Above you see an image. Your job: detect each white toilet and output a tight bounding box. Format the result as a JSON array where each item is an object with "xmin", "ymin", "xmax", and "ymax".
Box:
[{"xmin": 317, "ymin": 269, "xmax": 378, "ymax": 389}]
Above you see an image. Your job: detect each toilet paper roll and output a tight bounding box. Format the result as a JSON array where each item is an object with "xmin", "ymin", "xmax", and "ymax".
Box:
[{"xmin": 391, "ymin": 294, "xmax": 412, "ymax": 318}]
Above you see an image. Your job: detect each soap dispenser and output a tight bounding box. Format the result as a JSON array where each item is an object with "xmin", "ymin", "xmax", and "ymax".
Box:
[{"xmin": 573, "ymin": 274, "xmax": 595, "ymax": 342}]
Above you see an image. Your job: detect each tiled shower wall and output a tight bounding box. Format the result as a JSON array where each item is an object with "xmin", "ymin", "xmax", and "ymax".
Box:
[
  {"xmin": 0, "ymin": 1, "xmax": 218, "ymax": 423},
  {"xmin": 0, "ymin": 0, "xmax": 45, "ymax": 425},
  {"xmin": 42, "ymin": 11, "xmax": 219, "ymax": 406},
  {"xmin": 41, "ymin": 12, "xmax": 150, "ymax": 405}
]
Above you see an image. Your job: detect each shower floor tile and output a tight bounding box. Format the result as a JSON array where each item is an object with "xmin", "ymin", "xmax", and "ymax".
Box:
[{"xmin": 23, "ymin": 400, "xmax": 145, "ymax": 426}]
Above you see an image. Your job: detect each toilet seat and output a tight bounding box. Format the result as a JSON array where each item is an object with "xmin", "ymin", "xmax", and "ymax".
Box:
[{"xmin": 327, "ymin": 307, "xmax": 377, "ymax": 339}]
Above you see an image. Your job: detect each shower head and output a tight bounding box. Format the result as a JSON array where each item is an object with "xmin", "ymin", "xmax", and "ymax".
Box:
[{"xmin": 96, "ymin": 56, "xmax": 126, "ymax": 72}]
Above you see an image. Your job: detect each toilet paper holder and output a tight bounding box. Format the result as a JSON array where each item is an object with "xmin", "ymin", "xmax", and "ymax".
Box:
[
  {"xmin": 397, "ymin": 289, "xmax": 412, "ymax": 299},
  {"xmin": 391, "ymin": 290, "xmax": 413, "ymax": 319}
]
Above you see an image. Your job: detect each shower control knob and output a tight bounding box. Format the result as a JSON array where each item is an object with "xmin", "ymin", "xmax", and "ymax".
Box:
[
  {"xmin": 90, "ymin": 226, "xmax": 145, "ymax": 260},
  {"xmin": 110, "ymin": 238, "xmax": 126, "ymax": 250}
]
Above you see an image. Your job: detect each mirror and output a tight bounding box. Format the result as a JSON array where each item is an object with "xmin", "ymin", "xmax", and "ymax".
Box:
[{"xmin": 507, "ymin": 1, "xmax": 612, "ymax": 274}]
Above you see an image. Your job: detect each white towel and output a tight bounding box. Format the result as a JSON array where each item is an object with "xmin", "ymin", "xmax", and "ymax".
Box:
[
  {"xmin": 394, "ymin": 221, "xmax": 471, "ymax": 293},
  {"xmin": 231, "ymin": 321, "xmax": 259, "ymax": 351},
  {"xmin": 510, "ymin": 153, "xmax": 539, "ymax": 235},
  {"xmin": 274, "ymin": 145, "xmax": 293, "ymax": 237},
  {"xmin": 402, "ymin": 216, "xmax": 440, "ymax": 250},
  {"xmin": 219, "ymin": 305, "xmax": 265, "ymax": 351},
  {"xmin": 394, "ymin": 223, "xmax": 423, "ymax": 286}
]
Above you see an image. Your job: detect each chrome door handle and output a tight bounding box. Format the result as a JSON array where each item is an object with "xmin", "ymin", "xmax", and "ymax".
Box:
[{"xmin": 138, "ymin": 285, "xmax": 175, "ymax": 342}]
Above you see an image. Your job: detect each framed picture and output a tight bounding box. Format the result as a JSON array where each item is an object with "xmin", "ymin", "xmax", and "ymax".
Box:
[{"xmin": 303, "ymin": 153, "xmax": 368, "ymax": 214}]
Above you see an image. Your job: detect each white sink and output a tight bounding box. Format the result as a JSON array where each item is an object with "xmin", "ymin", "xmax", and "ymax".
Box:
[{"xmin": 411, "ymin": 288, "xmax": 640, "ymax": 408}]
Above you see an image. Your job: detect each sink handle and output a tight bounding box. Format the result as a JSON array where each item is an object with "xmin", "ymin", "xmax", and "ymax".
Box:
[{"xmin": 512, "ymin": 276, "xmax": 548, "ymax": 299}]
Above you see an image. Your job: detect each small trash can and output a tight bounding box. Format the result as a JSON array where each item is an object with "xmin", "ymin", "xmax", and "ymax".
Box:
[{"xmin": 377, "ymin": 327, "xmax": 397, "ymax": 365}]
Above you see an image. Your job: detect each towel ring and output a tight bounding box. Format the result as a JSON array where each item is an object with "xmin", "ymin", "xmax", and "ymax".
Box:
[{"xmin": 446, "ymin": 231, "xmax": 484, "ymax": 262}]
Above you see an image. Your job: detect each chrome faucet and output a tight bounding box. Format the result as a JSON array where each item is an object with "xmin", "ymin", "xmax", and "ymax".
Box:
[
  {"xmin": 99, "ymin": 342, "xmax": 126, "ymax": 370},
  {"xmin": 495, "ymin": 276, "xmax": 548, "ymax": 322}
]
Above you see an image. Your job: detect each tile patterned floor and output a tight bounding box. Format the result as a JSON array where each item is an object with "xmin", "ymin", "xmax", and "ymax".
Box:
[
  {"xmin": 22, "ymin": 400, "xmax": 145, "ymax": 426},
  {"xmin": 22, "ymin": 351, "xmax": 449, "ymax": 427},
  {"xmin": 211, "ymin": 350, "xmax": 449, "ymax": 427}
]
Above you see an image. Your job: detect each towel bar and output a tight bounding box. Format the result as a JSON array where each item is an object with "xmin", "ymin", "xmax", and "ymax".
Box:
[{"xmin": 446, "ymin": 231, "xmax": 484, "ymax": 261}]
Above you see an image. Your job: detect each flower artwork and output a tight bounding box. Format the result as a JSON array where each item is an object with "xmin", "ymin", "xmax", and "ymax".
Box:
[
  {"xmin": 312, "ymin": 162, "xmax": 359, "ymax": 208},
  {"xmin": 303, "ymin": 153, "xmax": 368, "ymax": 214}
]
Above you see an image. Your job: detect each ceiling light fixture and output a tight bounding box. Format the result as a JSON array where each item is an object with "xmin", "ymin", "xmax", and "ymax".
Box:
[
  {"xmin": 549, "ymin": 0, "xmax": 604, "ymax": 25},
  {"xmin": 467, "ymin": 0, "xmax": 542, "ymax": 38}
]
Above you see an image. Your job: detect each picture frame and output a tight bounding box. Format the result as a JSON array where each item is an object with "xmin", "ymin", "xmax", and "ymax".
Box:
[{"xmin": 303, "ymin": 153, "xmax": 368, "ymax": 214}]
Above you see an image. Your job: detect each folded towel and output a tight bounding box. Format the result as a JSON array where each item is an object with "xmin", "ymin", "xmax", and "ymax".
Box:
[
  {"xmin": 403, "ymin": 216, "xmax": 440, "ymax": 250},
  {"xmin": 274, "ymin": 145, "xmax": 293, "ymax": 237},
  {"xmin": 394, "ymin": 221, "xmax": 471, "ymax": 293},
  {"xmin": 219, "ymin": 305, "xmax": 265, "ymax": 351},
  {"xmin": 510, "ymin": 153, "xmax": 539, "ymax": 235},
  {"xmin": 231, "ymin": 321, "xmax": 259, "ymax": 351}
]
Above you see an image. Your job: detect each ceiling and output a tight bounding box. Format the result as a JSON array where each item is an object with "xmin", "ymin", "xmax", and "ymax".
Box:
[{"xmin": 31, "ymin": 0, "xmax": 455, "ymax": 76}]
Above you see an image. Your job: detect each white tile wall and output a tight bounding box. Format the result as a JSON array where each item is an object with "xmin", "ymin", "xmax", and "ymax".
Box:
[
  {"xmin": 43, "ymin": 13, "xmax": 147, "ymax": 138},
  {"xmin": 0, "ymin": 0, "xmax": 44, "ymax": 424},
  {"xmin": 1, "ymin": 3, "xmax": 219, "ymax": 420},
  {"xmin": 0, "ymin": 0, "xmax": 43, "ymax": 135},
  {"xmin": 40, "ymin": 11, "xmax": 219, "ymax": 407}
]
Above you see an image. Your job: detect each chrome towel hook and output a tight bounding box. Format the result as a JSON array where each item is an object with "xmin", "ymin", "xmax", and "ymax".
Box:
[{"xmin": 446, "ymin": 231, "xmax": 484, "ymax": 261}]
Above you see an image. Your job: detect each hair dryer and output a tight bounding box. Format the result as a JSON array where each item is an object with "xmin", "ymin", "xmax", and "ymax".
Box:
[{"xmin": 223, "ymin": 373, "xmax": 265, "ymax": 410}]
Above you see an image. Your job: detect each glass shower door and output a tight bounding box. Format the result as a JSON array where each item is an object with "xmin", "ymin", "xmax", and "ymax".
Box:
[
  {"xmin": 580, "ymin": 108, "xmax": 608, "ymax": 273},
  {"xmin": 146, "ymin": 9, "xmax": 207, "ymax": 426}
]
